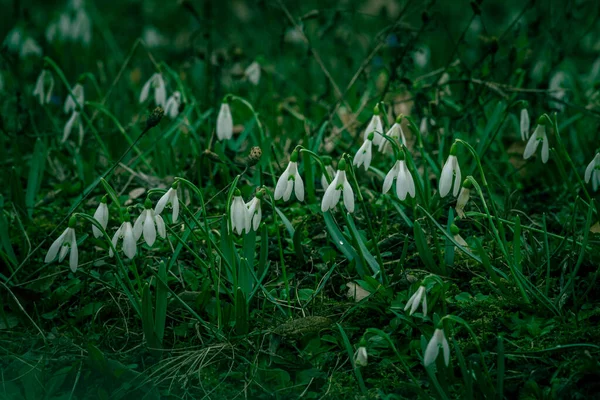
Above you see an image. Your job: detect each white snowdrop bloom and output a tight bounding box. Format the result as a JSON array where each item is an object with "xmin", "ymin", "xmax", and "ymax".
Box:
[
  {"xmin": 321, "ymin": 165, "xmax": 335, "ymax": 190},
  {"xmin": 439, "ymin": 145, "xmax": 461, "ymax": 198},
  {"xmin": 216, "ymin": 101, "xmax": 233, "ymax": 141},
  {"xmin": 133, "ymin": 203, "xmax": 166, "ymax": 247},
  {"xmin": 382, "ymin": 160, "xmax": 401, "ymax": 194},
  {"xmin": 245, "ymin": 61, "xmax": 261, "ymax": 85},
  {"xmin": 139, "ymin": 73, "xmax": 167, "ymax": 108},
  {"xmin": 585, "ymin": 153, "xmax": 600, "ymax": 191},
  {"xmin": 321, "ymin": 159, "xmax": 354, "ymax": 213},
  {"xmin": 33, "ymin": 69, "xmax": 54, "ymax": 105},
  {"xmin": 353, "ymin": 134, "xmax": 374, "ymax": 171},
  {"xmin": 230, "ymin": 192, "xmax": 249, "ymax": 235},
  {"xmin": 379, "ymin": 118, "xmax": 407, "ymax": 152},
  {"xmin": 20, "ymin": 37, "xmax": 42, "ymax": 58},
  {"xmin": 62, "ymin": 111, "xmax": 84, "ymax": 144},
  {"xmin": 70, "ymin": 8, "xmax": 92, "ymax": 45},
  {"xmin": 4, "ymin": 27, "xmax": 23, "ymax": 52},
  {"xmin": 413, "ymin": 45, "xmax": 430, "ymax": 69},
  {"xmin": 354, "ymin": 346, "xmax": 368, "ymax": 367},
  {"xmin": 520, "ymin": 107, "xmax": 530, "ymax": 141},
  {"xmin": 109, "ymin": 220, "xmax": 136, "ymax": 259},
  {"xmin": 91, "ymin": 197, "xmax": 109, "ymax": 238},
  {"xmin": 523, "ymin": 123, "xmax": 549, "ymax": 163},
  {"xmin": 45, "ymin": 217, "xmax": 78, "ymax": 273},
  {"xmin": 274, "ymin": 152, "xmax": 304, "ymax": 202},
  {"xmin": 404, "ymin": 286, "xmax": 427, "ymax": 316},
  {"xmin": 396, "ymin": 159, "xmax": 415, "ymax": 201},
  {"xmin": 549, "ymin": 71, "xmax": 567, "ymax": 111},
  {"xmin": 424, "ymin": 328, "xmax": 450, "ymax": 367},
  {"xmin": 245, "ymin": 195, "xmax": 262, "ymax": 232},
  {"xmin": 455, "ymin": 180, "xmax": 472, "ymax": 219},
  {"xmin": 155, "ymin": 185, "xmax": 179, "ymax": 222},
  {"xmin": 364, "ymin": 108, "xmax": 384, "ymax": 147},
  {"xmin": 64, "ymin": 83, "xmax": 85, "ymax": 114},
  {"xmin": 164, "ymin": 91, "xmax": 182, "ymax": 119},
  {"xmin": 142, "ymin": 26, "xmax": 169, "ymax": 48}
]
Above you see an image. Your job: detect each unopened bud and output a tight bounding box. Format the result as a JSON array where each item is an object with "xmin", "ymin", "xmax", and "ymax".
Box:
[
  {"xmin": 146, "ymin": 107, "xmax": 164, "ymax": 129},
  {"xmin": 246, "ymin": 146, "xmax": 262, "ymax": 167},
  {"xmin": 203, "ymin": 149, "xmax": 222, "ymax": 163}
]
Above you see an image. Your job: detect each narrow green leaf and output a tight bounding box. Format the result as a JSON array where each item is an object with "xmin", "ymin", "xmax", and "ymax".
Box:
[
  {"xmin": 142, "ymin": 283, "xmax": 160, "ymax": 351},
  {"xmin": 323, "ymin": 212, "xmax": 363, "ymax": 274},
  {"xmin": 413, "ymin": 221, "xmax": 438, "ymax": 273},
  {"xmin": 155, "ymin": 261, "xmax": 168, "ymax": 344},
  {"xmin": 25, "ymin": 139, "xmax": 46, "ymax": 218}
]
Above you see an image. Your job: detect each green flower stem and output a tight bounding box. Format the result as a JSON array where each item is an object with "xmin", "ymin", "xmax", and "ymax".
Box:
[{"xmin": 345, "ymin": 155, "xmax": 387, "ymax": 284}]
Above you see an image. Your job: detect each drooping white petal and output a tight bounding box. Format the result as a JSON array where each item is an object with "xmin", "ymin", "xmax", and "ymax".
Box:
[
  {"xmin": 541, "ymin": 131, "xmax": 549, "ymax": 164},
  {"xmin": 354, "ymin": 347, "xmax": 368, "ymax": 367},
  {"xmin": 122, "ymin": 222, "xmax": 137, "ymax": 259},
  {"xmin": 585, "ymin": 157, "xmax": 595, "ymax": 183},
  {"xmin": 216, "ymin": 103, "xmax": 233, "ymax": 141},
  {"xmin": 245, "ymin": 61, "xmax": 261, "ymax": 85},
  {"xmin": 253, "ymin": 204, "xmax": 262, "ymax": 231},
  {"xmin": 143, "ymin": 209, "xmax": 156, "ymax": 246},
  {"xmin": 452, "ymin": 158, "xmax": 462, "ymax": 197},
  {"xmin": 439, "ymin": 156, "xmax": 455, "ymax": 198},
  {"xmin": 45, "ymin": 228, "xmax": 69, "ymax": 263},
  {"xmin": 441, "ymin": 333, "xmax": 451, "ymax": 366},
  {"xmin": 154, "ymin": 74, "xmax": 167, "ymax": 108},
  {"xmin": 523, "ymin": 127, "xmax": 541, "ymax": 160},
  {"xmin": 154, "ymin": 213, "xmax": 166, "ymax": 238},
  {"xmin": 109, "ymin": 226, "xmax": 121, "ymax": 257},
  {"xmin": 92, "ymin": 202, "xmax": 109, "ymax": 238},
  {"xmin": 133, "ymin": 210, "xmax": 145, "ymax": 241},
  {"xmin": 274, "ymin": 168, "xmax": 291, "ymax": 201},
  {"xmin": 342, "ymin": 178, "xmax": 354, "ymax": 213},
  {"xmin": 294, "ymin": 172, "xmax": 305, "ymax": 202},
  {"xmin": 231, "ymin": 196, "xmax": 247, "ymax": 235},
  {"xmin": 424, "ymin": 331, "xmax": 441, "ymax": 367},
  {"xmin": 139, "ymin": 76, "xmax": 152, "ymax": 104},
  {"xmin": 171, "ymin": 191, "xmax": 179, "ymax": 222},
  {"xmin": 383, "ymin": 161, "xmax": 400, "ymax": 194},
  {"xmin": 62, "ymin": 112, "xmax": 78, "ymax": 143},
  {"xmin": 164, "ymin": 92, "xmax": 181, "ymax": 119},
  {"xmin": 321, "ymin": 174, "xmax": 339, "ymax": 212},
  {"xmin": 520, "ymin": 108, "xmax": 530, "ymax": 141},
  {"xmin": 283, "ymin": 180, "xmax": 294, "ymax": 202},
  {"xmin": 155, "ymin": 190, "xmax": 170, "ymax": 214}
]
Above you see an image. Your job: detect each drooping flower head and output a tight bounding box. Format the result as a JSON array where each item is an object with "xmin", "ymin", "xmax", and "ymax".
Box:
[
  {"xmin": 45, "ymin": 215, "xmax": 79, "ymax": 272},
  {"xmin": 519, "ymin": 103, "xmax": 530, "ymax": 141},
  {"xmin": 110, "ymin": 210, "xmax": 136, "ymax": 260},
  {"xmin": 439, "ymin": 143, "xmax": 461, "ymax": 198},
  {"xmin": 379, "ymin": 115, "xmax": 407, "ymax": 152},
  {"xmin": 364, "ymin": 105, "xmax": 384, "ymax": 147},
  {"xmin": 523, "ymin": 116, "xmax": 550, "ymax": 164},
  {"xmin": 353, "ymin": 132, "xmax": 374, "ymax": 171},
  {"xmin": 424, "ymin": 327, "xmax": 450, "ymax": 367},
  {"xmin": 133, "ymin": 198, "xmax": 166, "ymax": 247},
  {"xmin": 139, "ymin": 73, "xmax": 167, "ymax": 108},
  {"xmin": 321, "ymin": 158, "xmax": 354, "ymax": 213},
  {"xmin": 245, "ymin": 61, "xmax": 261, "ymax": 85},
  {"xmin": 62, "ymin": 111, "xmax": 84, "ymax": 144},
  {"xmin": 274, "ymin": 149, "xmax": 304, "ymax": 202},
  {"xmin": 155, "ymin": 182, "xmax": 179, "ymax": 222},
  {"xmin": 92, "ymin": 195, "xmax": 109, "ymax": 238},
  {"xmin": 455, "ymin": 178, "xmax": 472, "ymax": 218},
  {"xmin": 33, "ymin": 69, "xmax": 54, "ymax": 105},
  {"xmin": 354, "ymin": 346, "xmax": 368, "ymax": 367},
  {"xmin": 230, "ymin": 189, "xmax": 249, "ymax": 235},
  {"xmin": 404, "ymin": 285, "xmax": 427, "ymax": 316},
  {"xmin": 164, "ymin": 91, "xmax": 182, "ymax": 119},
  {"xmin": 245, "ymin": 189, "xmax": 264, "ymax": 232},
  {"xmin": 64, "ymin": 83, "xmax": 85, "ymax": 114},
  {"xmin": 584, "ymin": 152, "xmax": 600, "ymax": 191},
  {"xmin": 216, "ymin": 98, "xmax": 233, "ymax": 141}
]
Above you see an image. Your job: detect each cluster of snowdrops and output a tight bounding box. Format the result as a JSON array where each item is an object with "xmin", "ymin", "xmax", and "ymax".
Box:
[{"xmin": 39, "ymin": 69, "xmax": 600, "ymax": 371}]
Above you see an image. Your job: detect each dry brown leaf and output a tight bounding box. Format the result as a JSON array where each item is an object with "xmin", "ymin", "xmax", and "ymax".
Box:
[{"xmin": 346, "ymin": 282, "xmax": 371, "ymax": 302}]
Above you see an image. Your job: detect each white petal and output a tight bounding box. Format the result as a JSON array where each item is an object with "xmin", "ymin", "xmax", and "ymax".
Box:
[
  {"xmin": 520, "ymin": 109, "xmax": 530, "ymax": 141},
  {"xmin": 343, "ymin": 180, "xmax": 355, "ymax": 213},
  {"xmin": 109, "ymin": 226, "xmax": 121, "ymax": 257},
  {"xmin": 294, "ymin": 173, "xmax": 305, "ymax": 202},
  {"xmin": 155, "ymin": 213, "xmax": 166, "ymax": 238},
  {"xmin": 45, "ymin": 228, "xmax": 69, "ymax": 263},
  {"xmin": 274, "ymin": 168, "xmax": 291, "ymax": 200},
  {"xmin": 171, "ymin": 191, "xmax": 179, "ymax": 222},
  {"xmin": 439, "ymin": 156, "xmax": 454, "ymax": 198},
  {"xmin": 321, "ymin": 179, "xmax": 337, "ymax": 212},
  {"xmin": 69, "ymin": 230, "xmax": 78, "ymax": 272},
  {"xmin": 422, "ymin": 293, "xmax": 428, "ymax": 316},
  {"xmin": 283, "ymin": 181, "xmax": 294, "ymax": 202},
  {"xmin": 424, "ymin": 333, "xmax": 440, "ymax": 367},
  {"xmin": 139, "ymin": 76, "xmax": 152, "ymax": 103},
  {"xmin": 523, "ymin": 132, "xmax": 539, "ymax": 160},
  {"xmin": 154, "ymin": 75, "xmax": 166, "ymax": 108},
  {"xmin": 403, "ymin": 163, "xmax": 416, "ymax": 198},
  {"xmin": 92, "ymin": 202, "xmax": 108, "ymax": 238},
  {"xmin": 452, "ymin": 159, "xmax": 462, "ymax": 197},
  {"xmin": 383, "ymin": 162, "xmax": 399, "ymax": 194},
  {"xmin": 143, "ymin": 210, "xmax": 156, "ymax": 246},
  {"xmin": 585, "ymin": 158, "xmax": 595, "ymax": 183},
  {"xmin": 155, "ymin": 190, "xmax": 170, "ymax": 215},
  {"xmin": 253, "ymin": 205, "xmax": 262, "ymax": 231},
  {"xmin": 216, "ymin": 103, "xmax": 233, "ymax": 141},
  {"xmin": 133, "ymin": 210, "xmax": 145, "ymax": 241},
  {"xmin": 123, "ymin": 223, "xmax": 137, "ymax": 259},
  {"xmin": 62, "ymin": 112, "xmax": 78, "ymax": 143},
  {"xmin": 541, "ymin": 133, "xmax": 549, "ymax": 164},
  {"xmin": 410, "ymin": 289, "xmax": 423, "ymax": 315},
  {"xmin": 441, "ymin": 335, "xmax": 451, "ymax": 366},
  {"xmin": 59, "ymin": 243, "xmax": 69, "ymax": 262}
]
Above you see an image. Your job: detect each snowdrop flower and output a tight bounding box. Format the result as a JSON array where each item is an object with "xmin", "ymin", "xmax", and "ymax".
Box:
[
  {"xmin": 383, "ymin": 155, "xmax": 416, "ymax": 201},
  {"xmin": 155, "ymin": 183, "xmax": 179, "ymax": 222},
  {"xmin": 139, "ymin": 73, "xmax": 166, "ymax": 108},
  {"xmin": 164, "ymin": 91, "xmax": 182, "ymax": 119},
  {"xmin": 364, "ymin": 105, "xmax": 384, "ymax": 147},
  {"xmin": 133, "ymin": 199, "xmax": 166, "ymax": 247},
  {"xmin": 354, "ymin": 346, "xmax": 368, "ymax": 367},
  {"xmin": 45, "ymin": 216, "xmax": 78, "ymax": 272},
  {"xmin": 424, "ymin": 328, "xmax": 450, "ymax": 367},
  {"xmin": 520, "ymin": 106, "xmax": 530, "ymax": 141},
  {"xmin": 62, "ymin": 111, "xmax": 84, "ymax": 144},
  {"xmin": 379, "ymin": 116, "xmax": 407, "ymax": 152},
  {"xmin": 451, "ymin": 224, "xmax": 469, "ymax": 249},
  {"xmin": 92, "ymin": 196, "xmax": 109, "ymax": 238},
  {"xmin": 549, "ymin": 71, "xmax": 567, "ymax": 112},
  {"xmin": 274, "ymin": 150, "xmax": 304, "ymax": 202},
  {"xmin": 33, "ymin": 69, "xmax": 54, "ymax": 105},
  {"xmin": 404, "ymin": 286, "xmax": 427, "ymax": 316},
  {"xmin": 585, "ymin": 152, "xmax": 600, "ymax": 191},
  {"xmin": 353, "ymin": 132, "xmax": 374, "ymax": 171},
  {"xmin": 110, "ymin": 214, "xmax": 136, "ymax": 259},
  {"xmin": 70, "ymin": 8, "xmax": 92, "ymax": 45},
  {"xmin": 230, "ymin": 190, "xmax": 249, "ymax": 235},
  {"xmin": 216, "ymin": 100, "xmax": 233, "ymax": 141},
  {"xmin": 439, "ymin": 144, "xmax": 461, "ymax": 198},
  {"xmin": 245, "ymin": 61, "xmax": 261, "ymax": 85},
  {"xmin": 455, "ymin": 179, "xmax": 472, "ymax": 219},
  {"xmin": 45, "ymin": 13, "xmax": 71, "ymax": 43},
  {"xmin": 321, "ymin": 164, "xmax": 335, "ymax": 190},
  {"xmin": 64, "ymin": 83, "xmax": 84, "ymax": 114},
  {"xmin": 142, "ymin": 26, "xmax": 169, "ymax": 48},
  {"xmin": 321, "ymin": 158, "xmax": 354, "ymax": 213},
  {"xmin": 20, "ymin": 37, "xmax": 42, "ymax": 58},
  {"xmin": 245, "ymin": 190, "xmax": 263, "ymax": 232},
  {"xmin": 523, "ymin": 119, "xmax": 549, "ymax": 163}
]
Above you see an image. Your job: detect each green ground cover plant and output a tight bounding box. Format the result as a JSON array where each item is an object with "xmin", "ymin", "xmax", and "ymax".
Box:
[{"xmin": 1, "ymin": 0, "xmax": 600, "ymax": 398}]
